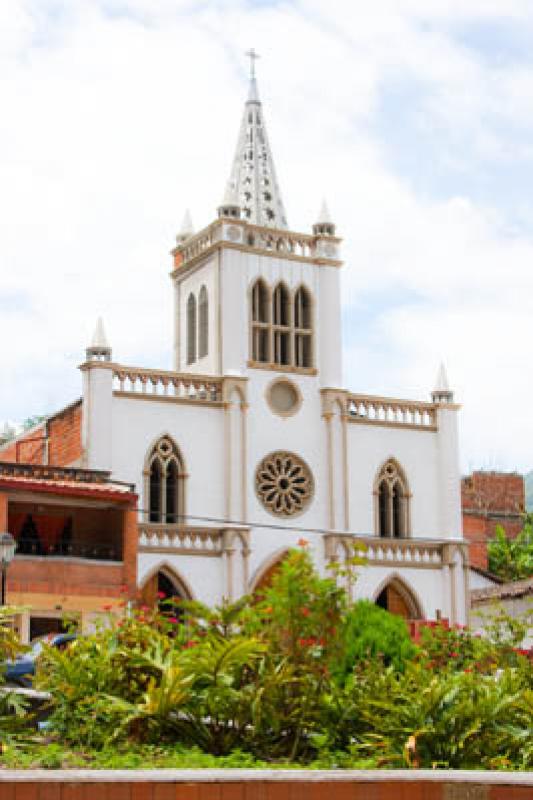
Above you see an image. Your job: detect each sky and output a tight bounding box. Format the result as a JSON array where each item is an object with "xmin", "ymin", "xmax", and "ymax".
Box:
[{"xmin": 1, "ymin": 0, "xmax": 533, "ymax": 473}]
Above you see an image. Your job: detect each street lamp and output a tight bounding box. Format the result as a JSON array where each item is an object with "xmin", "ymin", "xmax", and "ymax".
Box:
[{"xmin": 0, "ymin": 533, "xmax": 16, "ymax": 606}]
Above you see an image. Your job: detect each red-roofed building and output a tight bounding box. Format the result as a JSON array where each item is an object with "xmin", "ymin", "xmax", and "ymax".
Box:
[
  {"xmin": 462, "ymin": 471, "xmax": 525, "ymax": 571},
  {"xmin": 0, "ymin": 461, "xmax": 138, "ymax": 642}
]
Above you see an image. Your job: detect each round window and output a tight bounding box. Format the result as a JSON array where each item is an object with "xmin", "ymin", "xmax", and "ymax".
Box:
[
  {"xmin": 268, "ymin": 379, "xmax": 301, "ymax": 417},
  {"xmin": 255, "ymin": 451, "xmax": 314, "ymax": 517}
]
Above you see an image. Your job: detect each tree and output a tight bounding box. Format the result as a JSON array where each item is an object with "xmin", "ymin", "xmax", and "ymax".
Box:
[{"xmin": 488, "ymin": 516, "xmax": 533, "ymax": 581}]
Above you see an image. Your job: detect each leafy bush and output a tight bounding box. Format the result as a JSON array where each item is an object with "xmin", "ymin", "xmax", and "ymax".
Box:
[
  {"xmin": 31, "ymin": 548, "xmax": 533, "ymax": 770},
  {"xmin": 488, "ymin": 517, "xmax": 533, "ymax": 580},
  {"xmin": 335, "ymin": 600, "xmax": 416, "ymax": 677}
]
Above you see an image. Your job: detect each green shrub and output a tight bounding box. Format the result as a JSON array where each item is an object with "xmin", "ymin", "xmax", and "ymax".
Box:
[{"xmin": 335, "ymin": 600, "xmax": 416, "ymax": 677}]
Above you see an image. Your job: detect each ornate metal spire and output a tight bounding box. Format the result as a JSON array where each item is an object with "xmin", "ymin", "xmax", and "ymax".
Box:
[{"xmin": 223, "ymin": 50, "xmax": 288, "ymax": 230}]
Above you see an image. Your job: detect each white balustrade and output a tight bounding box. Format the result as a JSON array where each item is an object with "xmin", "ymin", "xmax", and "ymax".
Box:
[
  {"xmin": 176, "ymin": 220, "xmax": 339, "ymax": 268},
  {"xmin": 138, "ymin": 524, "xmax": 224, "ymax": 556},
  {"xmin": 325, "ymin": 534, "xmax": 444, "ymax": 568},
  {"xmin": 113, "ymin": 367, "xmax": 222, "ymax": 403},
  {"xmin": 346, "ymin": 394, "xmax": 437, "ymax": 430}
]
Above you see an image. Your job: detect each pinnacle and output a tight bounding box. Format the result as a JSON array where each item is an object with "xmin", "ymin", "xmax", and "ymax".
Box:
[
  {"xmin": 316, "ymin": 199, "xmax": 333, "ymax": 225},
  {"xmin": 179, "ymin": 209, "xmax": 194, "ymax": 238},
  {"xmin": 91, "ymin": 317, "xmax": 109, "ymax": 349},
  {"xmin": 434, "ymin": 362, "xmax": 450, "ymax": 393}
]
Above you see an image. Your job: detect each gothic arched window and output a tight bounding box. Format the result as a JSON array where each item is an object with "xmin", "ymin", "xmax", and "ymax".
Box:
[
  {"xmin": 198, "ymin": 285, "xmax": 208, "ymax": 359},
  {"xmin": 294, "ymin": 285, "xmax": 313, "ymax": 368},
  {"xmin": 272, "ymin": 282, "xmax": 291, "ymax": 366},
  {"xmin": 375, "ymin": 460, "xmax": 410, "ymax": 538},
  {"xmin": 146, "ymin": 437, "xmax": 185, "ymax": 524},
  {"xmin": 186, "ymin": 293, "xmax": 196, "ymax": 365},
  {"xmin": 251, "ymin": 279, "xmax": 270, "ymax": 363}
]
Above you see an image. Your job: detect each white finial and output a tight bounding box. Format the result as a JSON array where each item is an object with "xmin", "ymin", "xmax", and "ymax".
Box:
[
  {"xmin": 91, "ymin": 317, "xmax": 109, "ymax": 349},
  {"xmin": 313, "ymin": 198, "xmax": 336, "ymax": 236},
  {"xmin": 222, "ymin": 182, "xmax": 239, "ymax": 207},
  {"xmin": 179, "ymin": 209, "xmax": 194, "ymax": 238},
  {"xmin": 86, "ymin": 317, "xmax": 112, "ymax": 362},
  {"xmin": 246, "ymin": 48, "xmax": 261, "ymax": 104},
  {"xmin": 435, "ymin": 362, "xmax": 450, "ymax": 392},
  {"xmin": 432, "ymin": 362, "xmax": 454, "ymax": 403},
  {"xmin": 316, "ymin": 199, "xmax": 333, "ymax": 224}
]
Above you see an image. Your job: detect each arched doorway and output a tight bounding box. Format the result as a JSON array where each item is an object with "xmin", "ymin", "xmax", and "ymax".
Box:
[
  {"xmin": 250, "ymin": 550, "xmax": 290, "ymax": 596},
  {"xmin": 140, "ymin": 565, "xmax": 193, "ymax": 618},
  {"xmin": 375, "ymin": 578, "xmax": 422, "ymax": 620}
]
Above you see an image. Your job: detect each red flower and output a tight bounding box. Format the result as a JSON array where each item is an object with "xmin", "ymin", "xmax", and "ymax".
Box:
[
  {"xmin": 157, "ymin": 591, "xmax": 166, "ymax": 599},
  {"xmin": 264, "ymin": 606, "xmax": 273, "ymax": 614},
  {"xmin": 168, "ymin": 617, "xmax": 179, "ymax": 624},
  {"xmin": 184, "ymin": 640, "xmax": 197, "ymax": 649},
  {"xmin": 464, "ymin": 668, "xmax": 472, "ymax": 673},
  {"xmin": 102, "ymin": 604, "xmax": 112, "ymax": 611},
  {"xmin": 297, "ymin": 538, "xmax": 309, "ymax": 547},
  {"xmin": 300, "ymin": 607, "xmax": 311, "ymax": 617},
  {"xmin": 450, "ymin": 651, "xmax": 459, "ymax": 658}
]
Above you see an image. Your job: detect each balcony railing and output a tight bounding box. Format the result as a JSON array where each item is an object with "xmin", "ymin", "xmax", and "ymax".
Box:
[
  {"xmin": 345, "ymin": 394, "xmax": 437, "ymax": 431},
  {"xmin": 112, "ymin": 366, "xmax": 223, "ymax": 404},
  {"xmin": 325, "ymin": 534, "xmax": 444, "ymax": 568},
  {"xmin": 138, "ymin": 524, "xmax": 224, "ymax": 556},
  {"xmin": 15, "ymin": 541, "xmax": 122, "ymax": 562}
]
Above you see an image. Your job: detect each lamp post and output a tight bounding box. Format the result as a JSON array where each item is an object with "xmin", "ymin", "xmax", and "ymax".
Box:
[{"xmin": 0, "ymin": 532, "xmax": 16, "ymax": 606}]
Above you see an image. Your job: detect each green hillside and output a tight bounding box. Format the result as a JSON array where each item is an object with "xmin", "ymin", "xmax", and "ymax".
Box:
[{"xmin": 526, "ymin": 470, "xmax": 533, "ymax": 511}]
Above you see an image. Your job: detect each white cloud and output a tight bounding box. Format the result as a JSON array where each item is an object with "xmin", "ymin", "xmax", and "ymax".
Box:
[{"xmin": 1, "ymin": 0, "xmax": 533, "ymax": 472}]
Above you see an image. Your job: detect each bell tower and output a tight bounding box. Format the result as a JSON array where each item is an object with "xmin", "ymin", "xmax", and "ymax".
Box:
[{"xmin": 170, "ymin": 54, "xmax": 343, "ymax": 388}]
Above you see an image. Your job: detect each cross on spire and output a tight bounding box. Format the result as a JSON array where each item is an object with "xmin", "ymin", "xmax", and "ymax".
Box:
[{"xmin": 245, "ymin": 48, "xmax": 260, "ymax": 80}]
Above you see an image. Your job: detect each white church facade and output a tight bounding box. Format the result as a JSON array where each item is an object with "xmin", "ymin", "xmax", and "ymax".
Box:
[{"xmin": 76, "ymin": 64, "xmax": 467, "ymax": 623}]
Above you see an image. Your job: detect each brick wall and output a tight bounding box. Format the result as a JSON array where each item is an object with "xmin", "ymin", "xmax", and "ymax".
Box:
[
  {"xmin": 0, "ymin": 773, "xmax": 531, "ymax": 799},
  {"xmin": 0, "ymin": 400, "xmax": 82, "ymax": 466},
  {"xmin": 462, "ymin": 471, "xmax": 526, "ymax": 570}
]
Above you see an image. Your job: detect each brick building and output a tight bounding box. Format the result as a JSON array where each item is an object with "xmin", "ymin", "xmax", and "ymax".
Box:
[
  {"xmin": 0, "ymin": 461, "xmax": 138, "ymax": 642},
  {"xmin": 462, "ymin": 471, "xmax": 525, "ymax": 571}
]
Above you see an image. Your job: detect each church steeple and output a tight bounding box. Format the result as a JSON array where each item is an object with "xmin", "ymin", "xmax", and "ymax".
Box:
[{"xmin": 222, "ymin": 50, "xmax": 288, "ymax": 230}]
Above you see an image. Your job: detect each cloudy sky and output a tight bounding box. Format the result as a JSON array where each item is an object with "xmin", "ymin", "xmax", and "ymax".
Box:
[{"xmin": 1, "ymin": 0, "xmax": 533, "ymax": 473}]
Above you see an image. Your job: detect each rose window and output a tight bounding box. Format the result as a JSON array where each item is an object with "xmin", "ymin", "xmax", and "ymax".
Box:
[{"xmin": 255, "ymin": 451, "xmax": 314, "ymax": 517}]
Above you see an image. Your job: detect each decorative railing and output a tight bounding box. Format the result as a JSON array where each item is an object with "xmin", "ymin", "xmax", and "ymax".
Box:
[
  {"xmin": 244, "ymin": 225, "xmax": 319, "ymax": 259},
  {"xmin": 345, "ymin": 394, "xmax": 437, "ymax": 430},
  {"xmin": 112, "ymin": 367, "xmax": 222, "ymax": 403},
  {"xmin": 175, "ymin": 221, "xmax": 341, "ymax": 268},
  {"xmin": 179, "ymin": 226, "xmax": 218, "ymax": 264},
  {"xmin": 15, "ymin": 541, "xmax": 121, "ymax": 562},
  {"xmin": 325, "ymin": 534, "xmax": 444, "ymax": 568},
  {"xmin": 138, "ymin": 524, "xmax": 224, "ymax": 556}
]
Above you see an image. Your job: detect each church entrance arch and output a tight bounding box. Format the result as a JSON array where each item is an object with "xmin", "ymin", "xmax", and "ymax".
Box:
[
  {"xmin": 140, "ymin": 564, "xmax": 193, "ymax": 616},
  {"xmin": 374, "ymin": 576, "xmax": 422, "ymax": 620},
  {"xmin": 250, "ymin": 549, "xmax": 290, "ymax": 595}
]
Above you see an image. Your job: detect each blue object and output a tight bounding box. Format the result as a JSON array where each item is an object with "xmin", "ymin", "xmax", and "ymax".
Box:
[{"xmin": 3, "ymin": 633, "xmax": 76, "ymax": 686}]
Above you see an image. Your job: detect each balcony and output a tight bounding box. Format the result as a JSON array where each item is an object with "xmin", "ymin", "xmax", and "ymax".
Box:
[{"xmin": 325, "ymin": 534, "xmax": 445, "ymax": 569}]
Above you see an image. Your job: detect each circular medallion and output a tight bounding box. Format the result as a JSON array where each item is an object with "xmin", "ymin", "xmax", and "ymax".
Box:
[
  {"xmin": 226, "ymin": 225, "xmax": 242, "ymax": 242},
  {"xmin": 255, "ymin": 451, "xmax": 314, "ymax": 517},
  {"xmin": 267, "ymin": 378, "xmax": 301, "ymax": 417}
]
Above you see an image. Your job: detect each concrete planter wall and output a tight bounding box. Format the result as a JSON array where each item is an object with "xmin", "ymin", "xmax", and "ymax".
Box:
[{"xmin": 1, "ymin": 770, "xmax": 532, "ymax": 799}]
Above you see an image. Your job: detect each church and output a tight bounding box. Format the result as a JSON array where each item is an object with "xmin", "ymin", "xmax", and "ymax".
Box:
[{"xmin": 3, "ymin": 58, "xmax": 469, "ymax": 626}]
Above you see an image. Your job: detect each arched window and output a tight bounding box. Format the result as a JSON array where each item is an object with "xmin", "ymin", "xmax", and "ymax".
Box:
[
  {"xmin": 186, "ymin": 293, "xmax": 196, "ymax": 365},
  {"xmin": 146, "ymin": 437, "xmax": 185, "ymax": 524},
  {"xmin": 375, "ymin": 578, "xmax": 422, "ymax": 620},
  {"xmin": 198, "ymin": 285, "xmax": 208, "ymax": 359},
  {"xmin": 375, "ymin": 460, "xmax": 410, "ymax": 538},
  {"xmin": 272, "ymin": 282, "xmax": 291, "ymax": 366},
  {"xmin": 294, "ymin": 286, "xmax": 312, "ymax": 368},
  {"xmin": 251, "ymin": 279, "xmax": 270, "ymax": 362}
]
